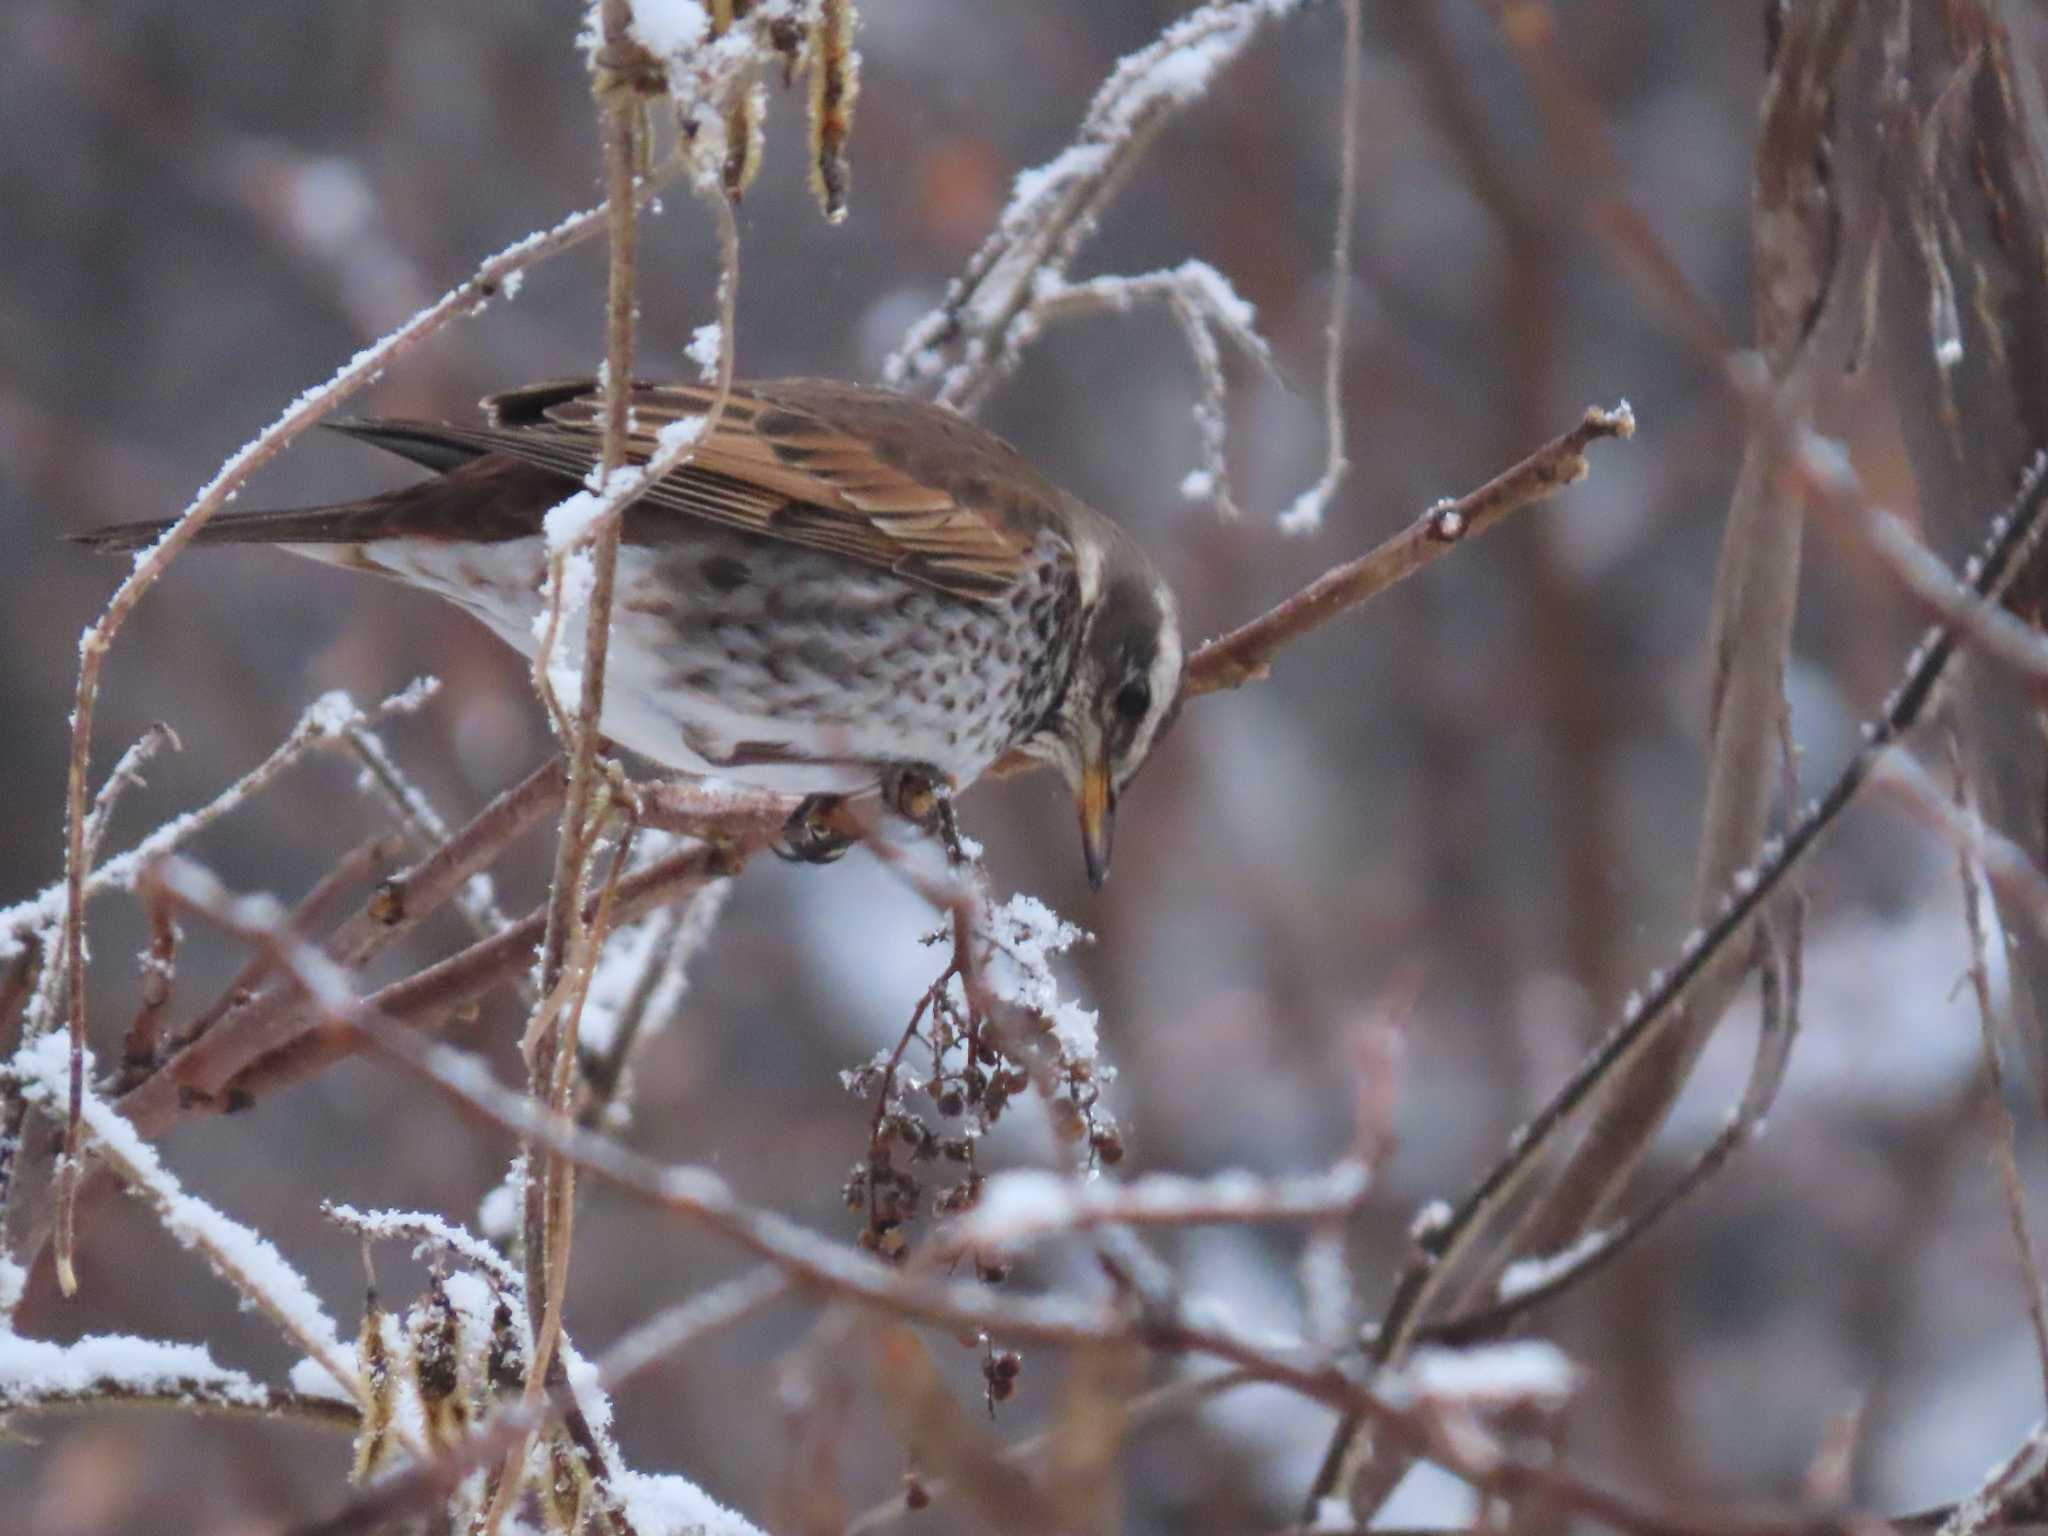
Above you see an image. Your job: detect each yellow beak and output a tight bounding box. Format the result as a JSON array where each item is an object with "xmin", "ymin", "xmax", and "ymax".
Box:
[{"xmin": 1078, "ymin": 761, "xmax": 1115, "ymax": 891}]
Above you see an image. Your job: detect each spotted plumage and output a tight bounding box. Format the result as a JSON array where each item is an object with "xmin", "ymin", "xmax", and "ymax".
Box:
[{"xmin": 75, "ymin": 378, "xmax": 1185, "ymax": 885}]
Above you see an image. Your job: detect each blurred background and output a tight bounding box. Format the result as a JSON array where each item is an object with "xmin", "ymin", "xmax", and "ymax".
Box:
[{"xmin": 3, "ymin": 1, "xmax": 2042, "ymax": 1531}]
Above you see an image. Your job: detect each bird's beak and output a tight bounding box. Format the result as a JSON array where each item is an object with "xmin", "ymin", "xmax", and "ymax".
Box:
[{"xmin": 1078, "ymin": 759, "xmax": 1116, "ymax": 891}]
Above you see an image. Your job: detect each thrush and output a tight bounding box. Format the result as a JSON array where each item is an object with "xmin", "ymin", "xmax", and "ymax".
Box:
[{"xmin": 77, "ymin": 378, "xmax": 1184, "ymax": 887}]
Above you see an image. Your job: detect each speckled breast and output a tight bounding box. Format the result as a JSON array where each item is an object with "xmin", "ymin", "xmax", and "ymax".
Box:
[{"xmin": 364, "ymin": 525, "xmax": 1080, "ymax": 795}]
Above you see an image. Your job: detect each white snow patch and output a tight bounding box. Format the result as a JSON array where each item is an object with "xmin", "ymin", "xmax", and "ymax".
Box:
[
  {"xmin": 614, "ymin": 1469, "xmax": 767, "ymax": 1536},
  {"xmin": 0, "ymin": 1333, "xmax": 265, "ymax": 1407},
  {"xmin": 1407, "ymin": 1340, "xmax": 1580, "ymax": 1408},
  {"xmin": 627, "ymin": 0, "xmax": 711, "ymax": 61},
  {"xmin": 12, "ymin": 1033, "xmax": 357, "ymax": 1395},
  {"xmin": 980, "ymin": 893, "xmax": 1101, "ymax": 1059},
  {"xmin": 1497, "ymin": 1228, "xmax": 1609, "ymax": 1301},
  {"xmin": 687, "ymin": 323, "xmax": 724, "ymax": 380},
  {"xmin": 289, "ymin": 1354, "xmax": 354, "ymax": 1403}
]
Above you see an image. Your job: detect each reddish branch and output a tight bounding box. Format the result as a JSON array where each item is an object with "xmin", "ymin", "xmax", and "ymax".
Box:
[{"xmin": 1181, "ymin": 403, "xmax": 1635, "ymax": 697}]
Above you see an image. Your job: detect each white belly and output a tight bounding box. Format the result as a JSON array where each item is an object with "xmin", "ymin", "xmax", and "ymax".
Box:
[{"xmin": 341, "ymin": 537, "xmax": 1023, "ymax": 794}]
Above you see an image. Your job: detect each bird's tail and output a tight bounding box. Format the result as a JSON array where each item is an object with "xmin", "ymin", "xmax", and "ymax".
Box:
[
  {"xmin": 69, "ymin": 417, "xmax": 526, "ymax": 554},
  {"xmin": 68, "ymin": 498, "xmax": 417, "ymax": 554}
]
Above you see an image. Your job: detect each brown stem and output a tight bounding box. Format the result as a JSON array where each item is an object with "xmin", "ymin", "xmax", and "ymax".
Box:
[{"xmin": 1182, "ymin": 403, "xmax": 1635, "ymax": 698}]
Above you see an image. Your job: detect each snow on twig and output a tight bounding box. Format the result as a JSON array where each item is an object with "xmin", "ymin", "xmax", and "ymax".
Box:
[
  {"xmin": 2, "ymin": 681, "xmax": 438, "ymax": 965},
  {"xmin": 947, "ymin": 1162, "xmax": 1371, "ymax": 1252},
  {"xmin": 885, "ymin": 0, "xmax": 1318, "ymax": 410},
  {"xmin": 9, "ymin": 1031, "xmax": 376, "ymax": 1431}
]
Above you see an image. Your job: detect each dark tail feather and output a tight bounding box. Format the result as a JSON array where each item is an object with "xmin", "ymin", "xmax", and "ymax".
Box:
[
  {"xmin": 324, "ymin": 416, "xmax": 493, "ymax": 475},
  {"xmin": 72, "ymin": 446, "xmax": 572, "ymax": 554},
  {"xmin": 68, "ymin": 497, "xmax": 419, "ymax": 554}
]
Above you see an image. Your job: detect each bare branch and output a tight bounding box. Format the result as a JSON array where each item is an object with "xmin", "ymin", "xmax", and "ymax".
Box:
[
  {"xmin": 1183, "ymin": 403, "xmax": 1635, "ymax": 698},
  {"xmin": 885, "ymin": 0, "xmax": 1325, "ymax": 409},
  {"xmin": 1275, "ymin": 0, "xmax": 1361, "ymax": 537}
]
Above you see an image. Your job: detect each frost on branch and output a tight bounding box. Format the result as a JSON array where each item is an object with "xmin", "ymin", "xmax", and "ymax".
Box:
[
  {"xmin": 1405, "ymin": 1341, "xmax": 1581, "ymax": 1412},
  {"xmin": 1, "ymin": 680, "xmax": 439, "ymax": 965},
  {"xmin": 885, "ymin": 0, "xmax": 1301, "ymax": 414},
  {"xmin": 1028, "ymin": 262, "xmax": 1276, "ymax": 521},
  {"xmin": 10, "ymin": 1032, "xmax": 365, "ymax": 1414}
]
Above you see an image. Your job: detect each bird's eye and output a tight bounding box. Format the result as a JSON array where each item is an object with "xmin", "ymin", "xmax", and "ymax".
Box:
[{"xmin": 1114, "ymin": 680, "xmax": 1151, "ymax": 722}]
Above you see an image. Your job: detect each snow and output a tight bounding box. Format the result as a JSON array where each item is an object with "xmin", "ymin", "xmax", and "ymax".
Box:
[
  {"xmin": 953, "ymin": 1162, "xmax": 1370, "ymax": 1247},
  {"xmin": 1408, "ymin": 1198, "xmax": 1452, "ymax": 1241},
  {"xmin": 979, "ymin": 893, "xmax": 1101, "ymax": 1058},
  {"xmin": 1406, "ymin": 1340, "xmax": 1580, "ymax": 1408},
  {"xmin": 538, "ymin": 416, "xmax": 707, "ymax": 590},
  {"xmin": 613, "ymin": 1470, "xmax": 766, "ymax": 1536},
  {"xmin": 542, "ymin": 488, "xmax": 607, "ymax": 559},
  {"xmin": 12, "ymin": 1032, "xmax": 360, "ymax": 1403},
  {"xmin": 1496, "ymin": 1228, "xmax": 1609, "ymax": 1301},
  {"xmin": 0, "ymin": 1333, "xmax": 266, "ymax": 1408},
  {"xmin": 687, "ymin": 322, "xmax": 724, "ymax": 380},
  {"xmin": 1002, "ymin": 145, "xmax": 1111, "ymax": 233},
  {"xmin": 289, "ymin": 1354, "xmax": 354, "ymax": 1402},
  {"xmin": 478, "ymin": 1159, "xmax": 526, "ymax": 1243},
  {"xmin": 325, "ymin": 1203, "xmax": 522, "ymax": 1290},
  {"xmin": 1, "ymin": 680, "xmax": 438, "ymax": 961},
  {"xmin": 1277, "ymin": 477, "xmax": 1337, "ymax": 537},
  {"xmin": 627, "ymin": 0, "xmax": 711, "ymax": 60},
  {"xmin": 887, "ymin": 2, "xmax": 1299, "ymax": 389}
]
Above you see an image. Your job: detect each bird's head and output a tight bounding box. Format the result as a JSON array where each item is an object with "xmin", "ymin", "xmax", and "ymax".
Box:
[{"xmin": 1037, "ymin": 551, "xmax": 1183, "ymax": 889}]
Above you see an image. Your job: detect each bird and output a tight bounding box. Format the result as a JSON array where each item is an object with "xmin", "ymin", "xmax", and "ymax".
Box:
[{"xmin": 75, "ymin": 377, "xmax": 1185, "ymax": 888}]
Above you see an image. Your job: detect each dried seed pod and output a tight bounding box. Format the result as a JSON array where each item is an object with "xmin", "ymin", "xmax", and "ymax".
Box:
[
  {"xmin": 486, "ymin": 1296, "xmax": 525, "ymax": 1400},
  {"xmin": 410, "ymin": 1274, "xmax": 468, "ymax": 1451},
  {"xmin": 349, "ymin": 1293, "xmax": 396, "ymax": 1486},
  {"xmin": 769, "ymin": 13, "xmax": 806, "ymax": 85},
  {"xmin": 541, "ymin": 1433, "xmax": 594, "ymax": 1533},
  {"xmin": 722, "ymin": 73, "xmax": 766, "ymax": 201},
  {"xmin": 806, "ymin": 0, "xmax": 859, "ymax": 221},
  {"xmin": 1050, "ymin": 1098, "xmax": 1086, "ymax": 1144}
]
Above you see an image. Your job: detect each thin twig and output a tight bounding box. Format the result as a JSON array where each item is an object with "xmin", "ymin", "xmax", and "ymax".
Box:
[
  {"xmin": 143, "ymin": 854, "xmax": 1909, "ymax": 1536},
  {"xmin": 10, "ymin": 1031, "xmax": 389, "ymax": 1445},
  {"xmin": 1274, "ymin": 0, "xmax": 1361, "ymax": 536},
  {"xmin": 114, "ymin": 754, "xmax": 568, "ymax": 1138},
  {"xmin": 292, "ymin": 1267, "xmax": 787, "ymax": 1536},
  {"xmin": 49, "ymin": 158, "xmax": 680, "ymax": 1288},
  {"xmin": 1423, "ymin": 914, "xmax": 1801, "ymax": 1346},
  {"xmin": 1877, "ymin": 743, "xmax": 2048, "ymax": 1404},
  {"xmin": 1183, "ymin": 403, "xmax": 1635, "ymax": 697},
  {"xmin": 1314, "ymin": 452, "xmax": 2048, "ymax": 1502}
]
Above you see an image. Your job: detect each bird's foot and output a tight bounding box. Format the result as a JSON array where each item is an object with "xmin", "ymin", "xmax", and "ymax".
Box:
[
  {"xmin": 882, "ymin": 765, "xmax": 966, "ymax": 865},
  {"xmin": 774, "ymin": 794, "xmax": 855, "ymax": 865}
]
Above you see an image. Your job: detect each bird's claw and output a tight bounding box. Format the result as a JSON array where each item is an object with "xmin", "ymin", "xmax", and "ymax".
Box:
[
  {"xmin": 776, "ymin": 769, "xmax": 970, "ymax": 869},
  {"xmin": 774, "ymin": 794, "xmax": 855, "ymax": 865},
  {"xmin": 884, "ymin": 765, "xmax": 967, "ymax": 865}
]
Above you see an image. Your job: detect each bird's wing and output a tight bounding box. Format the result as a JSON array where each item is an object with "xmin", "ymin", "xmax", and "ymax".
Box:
[{"xmin": 455, "ymin": 378, "xmax": 1036, "ymax": 601}]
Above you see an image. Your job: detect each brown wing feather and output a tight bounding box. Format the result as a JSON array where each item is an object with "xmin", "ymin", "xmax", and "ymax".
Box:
[{"xmin": 470, "ymin": 379, "xmax": 1033, "ymax": 600}]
